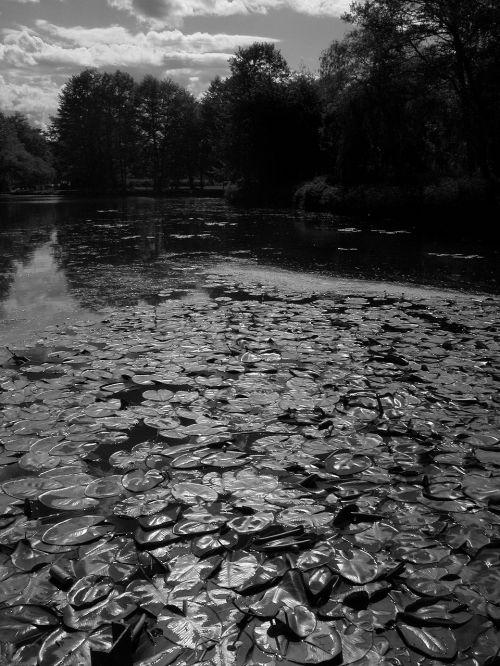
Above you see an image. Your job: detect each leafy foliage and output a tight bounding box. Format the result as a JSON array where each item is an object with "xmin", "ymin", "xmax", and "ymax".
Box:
[{"xmin": 0, "ymin": 269, "xmax": 499, "ymax": 665}]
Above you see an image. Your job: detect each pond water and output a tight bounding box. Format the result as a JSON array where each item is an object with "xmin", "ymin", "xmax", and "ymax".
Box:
[
  {"xmin": 0, "ymin": 195, "xmax": 499, "ymax": 665},
  {"xmin": 0, "ymin": 195, "xmax": 498, "ymax": 343}
]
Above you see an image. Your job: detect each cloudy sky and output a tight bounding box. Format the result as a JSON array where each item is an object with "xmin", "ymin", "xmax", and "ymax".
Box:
[{"xmin": 0, "ymin": 0, "xmax": 350, "ymax": 126}]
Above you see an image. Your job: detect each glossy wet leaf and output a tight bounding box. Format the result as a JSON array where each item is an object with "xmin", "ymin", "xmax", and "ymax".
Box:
[
  {"xmin": 2, "ymin": 477, "xmax": 62, "ymax": 500},
  {"xmin": 122, "ymin": 468, "xmax": 164, "ymax": 492},
  {"xmin": 216, "ymin": 551, "xmax": 259, "ymax": 590},
  {"xmin": 0, "ymin": 604, "xmax": 59, "ymax": 644},
  {"xmin": 67, "ymin": 574, "xmax": 113, "ymax": 608},
  {"xmin": 227, "ymin": 513, "xmax": 274, "ymax": 534},
  {"xmin": 254, "ymin": 620, "xmax": 342, "ymax": 663},
  {"xmin": 158, "ymin": 602, "xmax": 221, "ymax": 648},
  {"xmin": 85, "ymin": 475, "xmax": 123, "ymax": 498},
  {"xmin": 397, "ymin": 623, "xmax": 457, "ymax": 660},
  {"xmin": 39, "ymin": 485, "xmax": 99, "ymax": 511},
  {"xmin": 171, "ymin": 482, "xmax": 218, "ymax": 504},
  {"xmin": 42, "ymin": 515, "xmax": 110, "ymax": 546},
  {"xmin": 126, "ymin": 576, "xmax": 170, "ymax": 616},
  {"xmin": 38, "ymin": 627, "xmax": 112, "ymax": 666},
  {"xmin": 332, "ymin": 549, "xmax": 379, "ymax": 584}
]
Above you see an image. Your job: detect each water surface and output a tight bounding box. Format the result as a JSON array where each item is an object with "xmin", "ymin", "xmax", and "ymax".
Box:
[{"xmin": 0, "ymin": 195, "xmax": 497, "ymax": 344}]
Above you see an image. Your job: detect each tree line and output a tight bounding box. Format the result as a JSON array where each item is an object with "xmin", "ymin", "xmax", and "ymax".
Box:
[
  {"xmin": 0, "ymin": 112, "xmax": 54, "ymax": 191},
  {"xmin": 2, "ymin": 0, "xmax": 499, "ymax": 209}
]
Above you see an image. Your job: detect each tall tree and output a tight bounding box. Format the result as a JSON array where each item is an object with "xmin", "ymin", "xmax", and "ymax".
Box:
[
  {"xmin": 207, "ymin": 42, "xmax": 322, "ymax": 200},
  {"xmin": 135, "ymin": 76, "xmax": 197, "ymax": 192},
  {"xmin": 53, "ymin": 69, "xmax": 136, "ymax": 190},
  {"xmin": 346, "ymin": 0, "xmax": 500, "ymax": 178}
]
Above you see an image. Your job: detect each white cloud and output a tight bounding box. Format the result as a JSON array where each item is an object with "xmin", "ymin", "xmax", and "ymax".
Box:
[
  {"xmin": 0, "ymin": 22, "xmax": 278, "ymax": 122},
  {"xmin": 0, "ymin": 74, "xmax": 60, "ymax": 125},
  {"xmin": 1, "ymin": 23, "xmax": 276, "ymax": 69},
  {"xmin": 107, "ymin": 0, "xmax": 351, "ymax": 27}
]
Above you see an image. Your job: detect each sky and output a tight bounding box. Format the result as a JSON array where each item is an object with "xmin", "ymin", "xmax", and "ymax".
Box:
[{"xmin": 0, "ymin": 0, "xmax": 350, "ymax": 126}]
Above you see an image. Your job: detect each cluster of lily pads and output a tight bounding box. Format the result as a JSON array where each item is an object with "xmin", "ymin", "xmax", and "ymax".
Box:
[{"xmin": 0, "ymin": 275, "xmax": 499, "ymax": 665}]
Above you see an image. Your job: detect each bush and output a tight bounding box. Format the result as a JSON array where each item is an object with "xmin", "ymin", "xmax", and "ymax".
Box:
[{"xmin": 295, "ymin": 176, "xmax": 498, "ymax": 222}]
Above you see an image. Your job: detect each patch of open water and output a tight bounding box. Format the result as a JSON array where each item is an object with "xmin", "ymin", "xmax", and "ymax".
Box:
[{"xmin": 0, "ymin": 196, "xmax": 498, "ymax": 346}]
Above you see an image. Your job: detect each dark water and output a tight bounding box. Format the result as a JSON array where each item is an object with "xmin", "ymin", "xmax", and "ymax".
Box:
[{"xmin": 0, "ymin": 195, "xmax": 498, "ymax": 335}]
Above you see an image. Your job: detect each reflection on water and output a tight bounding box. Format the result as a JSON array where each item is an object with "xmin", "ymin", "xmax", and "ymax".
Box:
[
  {"xmin": 0, "ymin": 231, "xmax": 79, "ymax": 319},
  {"xmin": 0, "ymin": 195, "xmax": 498, "ymax": 340}
]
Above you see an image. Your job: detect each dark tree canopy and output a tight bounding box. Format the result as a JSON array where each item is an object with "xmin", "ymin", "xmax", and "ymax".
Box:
[
  {"xmin": 0, "ymin": 112, "xmax": 54, "ymax": 191},
  {"xmin": 41, "ymin": 8, "xmax": 500, "ymax": 208}
]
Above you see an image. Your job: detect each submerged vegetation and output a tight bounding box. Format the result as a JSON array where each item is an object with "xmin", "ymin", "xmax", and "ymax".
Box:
[{"xmin": 0, "ymin": 269, "xmax": 499, "ymax": 664}]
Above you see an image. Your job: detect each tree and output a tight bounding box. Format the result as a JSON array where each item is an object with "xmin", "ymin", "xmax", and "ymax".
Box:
[
  {"xmin": 345, "ymin": 0, "xmax": 500, "ymax": 178},
  {"xmin": 134, "ymin": 76, "xmax": 198, "ymax": 192},
  {"xmin": 205, "ymin": 42, "xmax": 322, "ymax": 201},
  {"xmin": 52, "ymin": 69, "xmax": 136, "ymax": 190},
  {"xmin": 0, "ymin": 112, "xmax": 54, "ymax": 190}
]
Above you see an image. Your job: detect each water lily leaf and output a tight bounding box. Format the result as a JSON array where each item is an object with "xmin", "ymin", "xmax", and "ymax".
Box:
[
  {"xmin": 191, "ymin": 532, "xmax": 239, "ymax": 557},
  {"xmin": 283, "ymin": 605, "xmax": 317, "ymax": 639},
  {"xmin": 171, "ymin": 482, "xmax": 218, "ymax": 504},
  {"xmin": 397, "ymin": 624, "xmax": 457, "ymax": 660},
  {"xmin": 201, "ymin": 451, "xmax": 246, "ymax": 468},
  {"xmin": 122, "ymin": 468, "xmax": 164, "ymax": 492},
  {"xmin": 135, "ymin": 526, "xmax": 180, "ymax": 550},
  {"xmin": 462, "ymin": 475, "xmax": 500, "ymax": 504},
  {"xmin": 332, "ymin": 548, "xmax": 379, "ymax": 584},
  {"xmin": 254, "ymin": 620, "xmax": 342, "ymax": 664},
  {"xmin": 143, "ymin": 389, "xmax": 174, "ymax": 402},
  {"xmin": 338, "ymin": 624, "xmax": 373, "ymax": 664},
  {"xmin": 39, "ymin": 485, "xmax": 99, "ymax": 511},
  {"xmin": 84, "ymin": 475, "xmax": 124, "ymax": 498},
  {"xmin": 296, "ymin": 546, "xmax": 334, "ymax": 571},
  {"xmin": 303, "ymin": 566, "xmax": 339, "ymax": 605},
  {"xmin": 0, "ymin": 604, "xmax": 58, "ymax": 644},
  {"xmin": 138, "ymin": 508, "xmax": 180, "ymax": 530},
  {"xmin": 114, "ymin": 492, "xmax": 172, "ymax": 518},
  {"xmin": 158, "ymin": 602, "xmax": 221, "ymax": 649},
  {"xmin": 405, "ymin": 577, "xmax": 454, "ymax": 599},
  {"xmin": 2, "ymin": 477, "xmax": 62, "ymax": 500},
  {"xmin": 42, "ymin": 516, "xmax": 110, "ymax": 546},
  {"xmin": 260, "ymin": 569, "xmax": 309, "ymax": 610},
  {"xmin": 170, "ymin": 449, "xmax": 212, "ymax": 469},
  {"xmin": 325, "ymin": 453, "xmax": 372, "ymax": 477},
  {"xmin": 11, "ymin": 540, "xmax": 52, "ymax": 572},
  {"xmin": 279, "ymin": 506, "xmax": 332, "ymax": 529},
  {"xmin": 62, "ymin": 591, "xmax": 118, "ymax": 631},
  {"xmin": 254, "ymin": 533, "xmax": 316, "ymax": 553},
  {"xmin": 7, "ymin": 569, "xmax": 60, "ymax": 607},
  {"xmin": 39, "ymin": 627, "xmax": 112, "ymax": 666},
  {"xmin": 216, "ymin": 551, "xmax": 259, "ymax": 591},
  {"xmin": 127, "ymin": 576, "xmax": 170, "ymax": 616},
  {"xmin": 404, "ymin": 600, "xmax": 472, "ymax": 627},
  {"xmin": 67, "ymin": 575, "xmax": 113, "ymax": 608},
  {"xmin": 49, "ymin": 440, "xmax": 97, "ymax": 456},
  {"xmin": 74, "ymin": 539, "xmax": 118, "ymax": 578},
  {"xmin": 221, "ymin": 470, "xmax": 280, "ymax": 495},
  {"xmin": 172, "ymin": 518, "xmax": 221, "ymax": 536},
  {"xmin": 227, "ymin": 513, "xmax": 274, "ymax": 534},
  {"xmin": 19, "ymin": 450, "xmax": 60, "ymax": 472},
  {"xmin": 168, "ymin": 554, "xmax": 221, "ymax": 585}
]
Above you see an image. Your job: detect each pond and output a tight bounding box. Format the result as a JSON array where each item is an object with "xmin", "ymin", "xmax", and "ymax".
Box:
[
  {"xmin": 0, "ymin": 196, "xmax": 499, "ymax": 665},
  {"xmin": 0, "ymin": 195, "xmax": 498, "ymax": 345}
]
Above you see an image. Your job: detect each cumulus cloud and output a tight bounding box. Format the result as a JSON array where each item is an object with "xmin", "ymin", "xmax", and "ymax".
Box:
[
  {"xmin": 0, "ymin": 74, "xmax": 60, "ymax": 126},
  {"xmin": 1, "ymin": 22, "xmax": 276, "ymax": 69},
  {"xmin": 107, "ymin": 0, "xmax": 351, "ymax": 27},
  {"xmin": 0, "ymin": 21, "xmax": 278, "ymax": 122}
]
